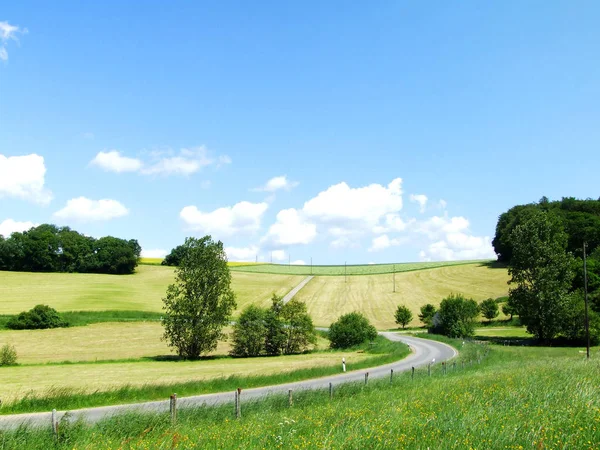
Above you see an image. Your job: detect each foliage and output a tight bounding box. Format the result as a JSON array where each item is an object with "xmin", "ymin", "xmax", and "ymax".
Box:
[
  {"xmin": 508, "ymin": 210, "xmax": 575, "ymax": 341},
  {"xmin": 418, "ymin": 303, "xmax": 437, "ymax": 327},
  {"xmin": 480, "ymin": 298, "xmax": 499, "ymax": 322},
  {"xmin": 394, "ymin": 304, "xmax": 413, "ymax": 328},
  {"xmin": 493, "ymin": 197, "xmax": 600, "ymax": 263},
  {"xmin": 0, "ymin": 343, "xmax": 17, "ymax": 366},
  {"xmin": 161, "ymin": 244, "xmax": 187, "ymax": 266},
  {"xmin": 559, "ymin": 292, "xmax": 600, "ymax": 345},
  {"xmin": 230, "ymin": 305, "xmax": 267, "ymax": 357},
  {"xmin": 280, "ymin": 299, "xmax": 317, "ymax": 354},
  {"xmin": 6, "ymin": 304, "xmax": 68, "ymax": 330},
  {"xmin": 501, "ymin": 301, "xmax": 516, "ymax": 320},
  {"xmin": 264, "ymin": 296, "xmax": 287, "ymax": 356},
  {"xmin": 162, "ymin": 236, "xmax": 236, "ymax": 359},
  {"xmin": 432, "ymin": 294, "xmax": 480, "ymax": 338},
  {"xmin": 0, "ymin": 224, "xmax": 140, "ymax": 275},
  {"xmin": 328, "ymin": 312, "xmax": 378, "ymax": 348}
]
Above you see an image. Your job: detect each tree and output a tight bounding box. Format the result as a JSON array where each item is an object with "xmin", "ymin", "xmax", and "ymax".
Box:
[
  {"xmin": 501, "ymin": 302, "xmax": 516, "ymax": 320},
  {"xmin": 230, "ymin": 305, "xmax": 267, "ymax": 357},
  {"xmin": 162, "ymin": 236, "xmax": 236, "ymax": 359},
  {"xmin": 162, "ymin": 244, "xmax": 187, "ymax": 266},
  {"xmin": 264, "ymin": 294, "xmax": 286, "ymax": 356},
  {"xmin": 394, "ymin": 305, "xmax": 413, "ymax": 329},
  {"xmin": 480, "ymin": 298, "xmax": 499, "ymax": 323},
  {"xmin": 329, "ymin": 312, "xmax": 377, "ymax": 349},
  {"xmin": 418, "ymin": 304, "xmax": 437, "ymax": 327},
  {"xmin": 280, "ymin": 299, "xmax": 317, "ymax": 354},
  {"xmin": 434, "ymin": 294, "xmax": 480, "ymax": 338},
  {"xmin": 508, "ymin": 210, "xmax": 575, "ymax": 342}
]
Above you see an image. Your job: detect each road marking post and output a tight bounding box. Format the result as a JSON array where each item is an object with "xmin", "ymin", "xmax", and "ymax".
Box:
[{"xmin": 342, "ymin": 357, "xmax": 346, "ymax": 372}]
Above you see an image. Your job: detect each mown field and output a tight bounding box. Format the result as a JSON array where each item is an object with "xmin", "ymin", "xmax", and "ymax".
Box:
[
  {"xmin": 294, "ymin": 263, "xmax": 510, "ymax": 329},
  {"xmin": 229, "ymin": 260, "xmax": 491, "ymax": 276},
  {"xmin": 3, "ymin": 342, "xmax": 598, "ymax": 449},
  {"xmin": 0, "ymin": 265, "xmax": 304, "ymax": 315}
]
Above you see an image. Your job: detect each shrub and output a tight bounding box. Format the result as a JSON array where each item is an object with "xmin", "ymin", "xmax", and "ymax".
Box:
[
  {"xmin": 6, "ymin": 304, "xmax": 68, "ymax": 330},
  {"xmin": 432, "ymin": 294, "xmax": 480, "ymax": 338},
  {"xmin": 0, "ymin": 344, "xmax": 17, "ymax": 366},
  {"xmin": 329, "ymin": 312, "xmax": 377, "ymax": 349},
  {"xmin": 394, "ymin": 305, "xmax": 413, "ymax": 329}
]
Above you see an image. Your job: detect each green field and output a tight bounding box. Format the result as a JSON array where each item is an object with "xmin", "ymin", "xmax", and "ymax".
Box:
[
  {"xmin": 0, "ymin": 265, "xmax": 304, "ymax": 315},
  {"xmin": 294, "ymin": 263, "xmax": 509, "ymax": 329},
  {"xmin": 4, "ymin": 341, "xmax": 599, "ymax": 449},
  {"xmin": 229, "ymin": 259, "xmax": 492, "ymax": 275}
]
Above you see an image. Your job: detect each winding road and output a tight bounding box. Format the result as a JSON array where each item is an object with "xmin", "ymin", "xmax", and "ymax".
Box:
[{"xmin": 0, "ymin": 334, "xmax": 456, "ymax": 430}]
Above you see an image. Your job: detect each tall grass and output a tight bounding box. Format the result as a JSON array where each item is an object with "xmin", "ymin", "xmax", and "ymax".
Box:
[{"xmin": 2, "ymin": 343, "xmax": 597, "ymax": 449}]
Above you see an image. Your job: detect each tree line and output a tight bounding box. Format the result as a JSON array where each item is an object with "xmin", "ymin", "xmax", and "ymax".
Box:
[{"xmin": 0, "ymin": 224, "xmax": 141, "ymax": 275}]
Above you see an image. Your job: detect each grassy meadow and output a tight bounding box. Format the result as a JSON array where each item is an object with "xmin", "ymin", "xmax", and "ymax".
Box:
[
  {"xmin": 229, "ymin": 260, "xmax": 492, "ymax": 276},
  {"xmin": 3, "ymin": 342, "xmax": 599, "ymax": 449},
  {"xmin": 0, "ymin": 265, "xmax": 304, "ymax": 315},
  {"xmin": 294, "ymin": 263, "xmax": 510, "ymax": 329}
]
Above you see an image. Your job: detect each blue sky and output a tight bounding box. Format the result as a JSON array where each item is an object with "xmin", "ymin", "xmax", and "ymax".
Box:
[{"xmin": 1, "ymin": 1, "xmax": 599, "ymax": 264}]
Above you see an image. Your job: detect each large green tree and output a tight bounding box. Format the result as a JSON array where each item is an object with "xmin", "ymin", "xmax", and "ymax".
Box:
[
  {"xmin": 434, "ymin": 294, "xmax": 480, "ymax": 338},
  {"xmin": 162, "ymin": 236, "xmax": 236, "ymax": 359},
  {"xmin": 418, "ymin": 303, "xmax": 437, "ymax": 327},
  {"xmin": 508, "ymin": 210, "xmax": 575, "ymax": 341},
  {"xmin": 480, "ymin": 298, "xmax": 499, "ymax": 323},
  {"xmin": 230, "ymin": 305, "xmax": 266, "ymax": 357},
  {"xmin": 394, "ymin": 305, "xmax": 413, "ymax": 329}
]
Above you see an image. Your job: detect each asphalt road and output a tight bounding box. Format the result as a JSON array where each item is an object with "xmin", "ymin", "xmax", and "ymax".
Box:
[
  {"xmin": 0, "ymin": 333, "xmax": 456, "ymax": 430},
  {"xmin": 281, "ymin": 275, "xmax": 314, "ymax": 303}
]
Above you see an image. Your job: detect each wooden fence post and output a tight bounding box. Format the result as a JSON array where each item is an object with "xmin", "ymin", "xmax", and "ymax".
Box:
[
  {"xmin": 170, "ymin": 394, "xmax": 177, "ymax": 424},
  {"xmin": 443, "ymin": 362, "xmax": 446, "ymax": 375},
  {"xmin": 236, "ymin": 388, "xmax": 241, "ymax": 419},
  {"xmin": 411, "ymin": 366, "xmax": 415, "ymax": 380},
  {"xmin": 390, "ymin": 369, "xmax": 394, "ymax": 383},
  {"xmin": 428, "ymin": 364, "xmax": 431, "ymax": 377},
  {"xmin": 51, "ymin": 409, "xmax": 58, "ymax": 440},
  {"xmin": 365, "ymin": 372, "xmax": 369, "ymax": 385},
  {"xmin": 329, "ymin": 382, "xmax": 333, "ymax": 400},
  {"xmin": 288, "ymin": 389, "xmax": 293, "ymax": 407}
]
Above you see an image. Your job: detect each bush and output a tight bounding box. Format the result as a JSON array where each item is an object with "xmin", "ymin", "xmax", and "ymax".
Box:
[
  {"xmin": 394, "ymin": 305, "xmax": 413, "ymax": 329},
  {"xmin": 329, "ymin": 312, "xmax": 377, "ymax": 349},
  {"xmin": 6, "ymin": 304, "xmax": 68, "ymax": 330},
  {"xmin": 431, "ymin": 294, "xmax": 480, "ymax": 338},
  {"xmin": 0, "ymin": 344, "xmax": 17, "ymax": 366}
]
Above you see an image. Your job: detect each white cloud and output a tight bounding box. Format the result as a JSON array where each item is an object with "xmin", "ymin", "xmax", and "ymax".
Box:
[
  {"xmin": 420, "ymin": 233, "xmax": 495, "ymax": 261},
  {"xmin": 410, "ymin": 194, "xmax": 428, "ymax": 213},
  {"xmin": 414, "ymin": 215, "xmax": 470, "ymax": 239},
  {"xmin": 90, "ymin": 150, "xmax": 142, "ymax": 173},
  {"xmin": 90, "ymin": 146, "xmax": 230, "ymax": 177},
  {"xmin": 262, "ymin": 208, "xmax": 317, "ymax": 247},
  {"xmin": 372, "ymin": 214, "xmax": 413, "ymax": 234},
  {"xmin": 225, "ymin": 245, "xmax": 259, "ymax": 262},
  {"xmin": 0, "ymin": 154, "xmax": 53, "ymax": 204},
  {"xmin": 54, "ymin": 197, "xmax": 129, "ymax": 222},
  {"xmin": 368, "ymin": 234, "xmax": 409, "ymax": 252},
  {"xmin": 253, "ymin": 175, "xmax": 299, "ymax": 192},
  {"xmin": 291, "ymin": 260, "xmax": 306, "ymax": 265},
  {"xmin": 0, "ymin": 219, "xmax": 35, "ymax": 237},
  {"xmin": 180, "ymin": 201, "xmax": 268, "ymax": 236},
  {"xmin": 141, "ymin": 249, "xmax": 168, "ymax": 258},
  {"xmin": 303, "ymin": 178, "xmax": 403, "ymax": 227},
  {"xmin": 271, "ymin": 249, "xmax": 286, "ymax": 261},
  {"xmin": 0, "ymin": 21, "xmax": 26, "ymax": 61}
]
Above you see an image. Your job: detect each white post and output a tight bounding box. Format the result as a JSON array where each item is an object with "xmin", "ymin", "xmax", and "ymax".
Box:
[{"xmin": 342, "ymin": 357, "xmax": 346, "ymax": 372}]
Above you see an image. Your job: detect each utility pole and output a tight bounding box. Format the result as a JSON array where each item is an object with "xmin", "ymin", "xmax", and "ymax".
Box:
[
  {"xmin": 393, "ymin": 264, "xmax": 396, "ymax": 293},
  {"xmin": 584, "ymin": 242, "xmax": 591, "ymax": 360},
  {"xmin": 345, "ymin": 261, "xmax": 347, "ymax": 283},
  {"xmin": 310, "ymin": 257, "xmax": 312, "ymax": 275}
]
